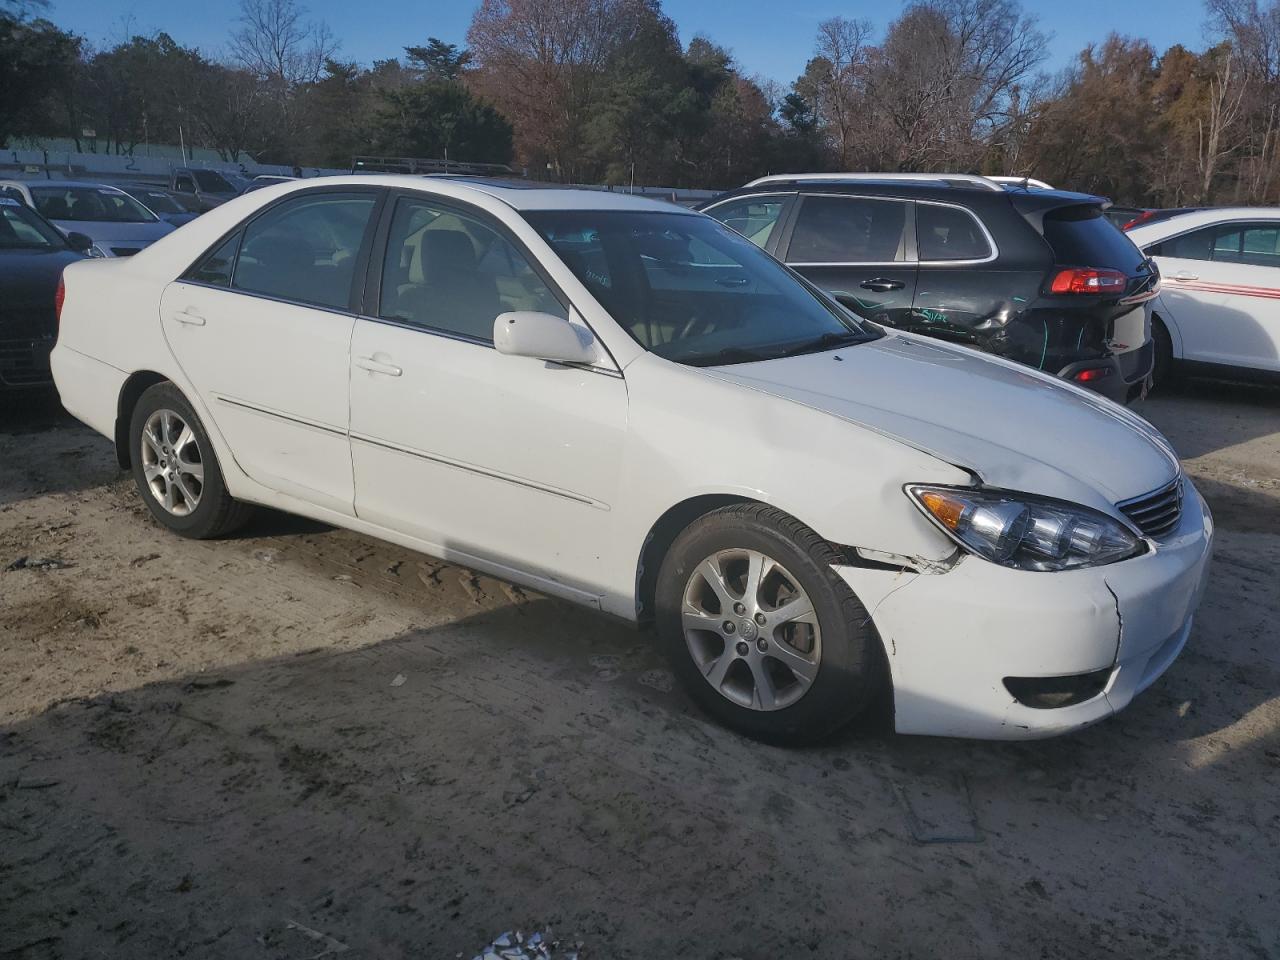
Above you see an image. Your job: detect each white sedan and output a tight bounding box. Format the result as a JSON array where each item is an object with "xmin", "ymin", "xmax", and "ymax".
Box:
[
  {"xmin": 52, "ymin": 176, "xmax": 1214, "ymax": 743},
  {"xmin": 1129, "ymin": 208, "xmax": 1280, "ymax": 384}
]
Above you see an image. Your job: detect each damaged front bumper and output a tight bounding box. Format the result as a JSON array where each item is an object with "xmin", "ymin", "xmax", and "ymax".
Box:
[{"xmin": 837, "ymin": 476, "xmax": 1214, "ymax": 740}]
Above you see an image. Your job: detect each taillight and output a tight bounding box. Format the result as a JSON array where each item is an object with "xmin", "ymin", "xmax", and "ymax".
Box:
[
  {"xmin": 1049, "ymin": 267, "xmax": 1127, "ymax": 295},
  {"xmin": 1122, "ymin": 210, "xmax": 1157, "ymax": 231},
  {"xmin": 1073, "ymin": 367, "xmax": 1113, "ymax": 383},
  {"xmin": 55, "ymin": 274, "xmax": 66, "ymax": 326}
]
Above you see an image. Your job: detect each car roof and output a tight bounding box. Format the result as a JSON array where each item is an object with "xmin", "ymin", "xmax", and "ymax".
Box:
[
  {"xmin": 705, "ymin": 177, "xmax": 1103, "ymax": 208},
  {"xmin": 1127, "ymin": 206, "xmax": 1280, "ymax": 242},
  {"xmin": 268, "ymin": 174, "xmax": 693, "ymax": 213},
  {"xmin": 8, "ymin": 179, "xmax": 131, "ymax": 193}
]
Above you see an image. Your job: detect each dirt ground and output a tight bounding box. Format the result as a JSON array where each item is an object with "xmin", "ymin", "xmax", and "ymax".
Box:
[{"xmin": 1, "ymin": 379, "xmax": 1277, "ymax": 960}]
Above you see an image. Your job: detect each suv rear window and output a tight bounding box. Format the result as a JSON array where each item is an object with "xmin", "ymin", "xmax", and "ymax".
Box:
[{"xmin": 1043, "ymin": 205, "xmax": 1145, "ymax": 272}]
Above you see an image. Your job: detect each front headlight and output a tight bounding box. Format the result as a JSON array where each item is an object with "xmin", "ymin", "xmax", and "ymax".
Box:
[{"xmin": 907, "ymin": 485, "xmax": 1145, "ymax": 571}]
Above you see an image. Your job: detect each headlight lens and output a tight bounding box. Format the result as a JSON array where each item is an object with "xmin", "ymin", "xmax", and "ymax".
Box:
[{"xmin": 907, "ymin": 485, "xmax": 1144, "ymax": 571}]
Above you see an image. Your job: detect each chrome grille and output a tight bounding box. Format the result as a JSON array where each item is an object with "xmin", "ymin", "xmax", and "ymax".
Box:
[{"xmin": 1119, "ymin": 476, "xmax": 1183, "ymax": 539}]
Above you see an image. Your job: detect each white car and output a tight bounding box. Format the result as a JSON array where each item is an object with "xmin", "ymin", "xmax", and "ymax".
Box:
[
  {"xmin": 1128, "ymin": 208, "xmax": 1280, "ymax": 384},
  {"xmin": 0, "ymin": 179, "xmax": 176, "ymax": 258},
  {"xmin": 51, "ymin": 176, "xmax": 1214, "ymax": 743}
]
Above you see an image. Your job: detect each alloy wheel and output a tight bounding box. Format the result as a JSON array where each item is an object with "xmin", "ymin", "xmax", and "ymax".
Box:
[
  {"xmin": 681, "ymin": 548, "xmax": 822, "ymax": 711},
  {"xmin": 139, "ymin": 408, "xmax": 204, "ymax": 516}
]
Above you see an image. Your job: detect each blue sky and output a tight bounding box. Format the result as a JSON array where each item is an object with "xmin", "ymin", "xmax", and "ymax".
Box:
[{"xmin": 49, "ymin": 0, "xmax": 1211, "ymax": 82}]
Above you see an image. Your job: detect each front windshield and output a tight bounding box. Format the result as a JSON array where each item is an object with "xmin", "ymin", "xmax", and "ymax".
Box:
[
  {"xmin": 127, "ymin": 188, "xmax": 184, "ymax": 215},
  {"xmin": 524, "ymin": 209, "xmax": 879, "ymax": 366},
  {"xmin": 0, "ymin": 200, "xmax": 66, "ymax": 249},
  {"xmin": 32, "ymin": 186, "xmax": 157, "ymax": 224}
]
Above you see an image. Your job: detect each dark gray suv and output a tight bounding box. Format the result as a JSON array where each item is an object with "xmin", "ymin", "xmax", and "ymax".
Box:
[{"xmin": 701, "ymin": 174, "xmax": 1160, "ymax": 404}]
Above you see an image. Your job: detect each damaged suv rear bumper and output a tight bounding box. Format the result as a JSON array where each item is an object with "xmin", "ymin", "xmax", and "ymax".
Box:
[{"xmin": 836, "ymin": 476, "xmax": 1214, "ymax": 740}]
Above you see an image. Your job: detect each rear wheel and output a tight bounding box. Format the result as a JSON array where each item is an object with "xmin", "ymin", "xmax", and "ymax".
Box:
[
  {"xmin": 655, "ymin": 503, "xmax": 886, "ymax": 744},
  {"xmin": 129, "ymin": 382, "xmax": 253, "ymax": 539}
]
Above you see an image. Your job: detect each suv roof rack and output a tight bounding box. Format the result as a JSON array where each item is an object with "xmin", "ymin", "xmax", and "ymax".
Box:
[{"xmin": 743, "ymin": 172, "xmax": 1005, "ymax": 192}]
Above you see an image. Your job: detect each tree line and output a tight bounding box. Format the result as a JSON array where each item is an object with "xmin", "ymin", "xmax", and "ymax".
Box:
[{"xmin": 4, "ymin": 0, "xmax": 1280, "ymax": 205}]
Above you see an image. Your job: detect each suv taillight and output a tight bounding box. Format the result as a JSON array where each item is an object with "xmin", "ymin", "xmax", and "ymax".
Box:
[
  {"xmin": 55, "ymin": 274, "xmax": 66, "ymax": 326},
  {"xmin": 1049, "ymin": 267, "xmax": 1127, "ymax": 295}
]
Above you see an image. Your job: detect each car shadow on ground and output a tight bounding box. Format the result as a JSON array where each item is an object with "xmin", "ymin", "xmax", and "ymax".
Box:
[
  {"xmin": 0, "ymin": 390, "xmax": 71, "ymax": 434},
  {"xmin": 2, "ymin": 584, "xmax": 1277, "ymax": 958}
]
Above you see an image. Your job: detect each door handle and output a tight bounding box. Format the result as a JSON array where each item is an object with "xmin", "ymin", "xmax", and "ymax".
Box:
[
  {"xmin": 1172, "ymin": 271, "xmax": 1200, "ymax": 281},
  {"xmin": 173, "ymin": 309, "xmax": 205, "ymax": 326},
  {"xmin": 860, "ymin": 278, "xmax": 905, "ymax": 292},
  {"xmin": 354, "ymin": 355, "xmax": 402, "ymax": 377}
]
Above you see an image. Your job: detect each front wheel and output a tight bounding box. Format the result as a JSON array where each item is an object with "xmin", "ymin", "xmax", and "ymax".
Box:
[
  {"xmin": 129, "ymin": 382, "xmax": 253, "ymax": 539},
  {"xmin": 655, "ymin": 503, "xmax": 887, "ymax": 744}
]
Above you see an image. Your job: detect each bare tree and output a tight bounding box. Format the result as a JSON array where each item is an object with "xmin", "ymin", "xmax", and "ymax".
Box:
[
  {"xmin": 1198, "ymin": 52, "xmax": 1248, "ymax": 200},
  {"xmin": 813, "ymin": 17, "xmax": 872, "ymax": 166},
  {"xmin": 867, "ymin": 0, "xmax": 1047, "ymax": 170},
  {"xmin": 230, "ymin": 0, "xmax": 335, "ymax": 86},
  {"xmin": 466, "ymin": 0, "xmax": 651, "ymax": 179}
]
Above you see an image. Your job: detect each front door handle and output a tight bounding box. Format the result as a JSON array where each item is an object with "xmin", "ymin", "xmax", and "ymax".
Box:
[
  {"xmin": 1173, "ymin": 271, "xmax": 1200, "ymax": 281},
  {"xmin": 860, "ymin": 278, "xmax": 905, "ymax": 292},
  {"xmin": 354, "ymin": 355, "xmax": 402, "ymax": 377},
  {"xmin": 173, "ymin": 309, "xmax": 205, "ymax": 326}
]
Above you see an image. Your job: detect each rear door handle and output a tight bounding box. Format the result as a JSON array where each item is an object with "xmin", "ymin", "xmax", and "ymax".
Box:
[
  {"xmin": 354, "ymin": 355, "xmax": 402, "ymax": 377},
  {"xmin": 1172, "ymin": 271, "xmax": 1200, "ymax": 281},
  {"xmin": 173, "ymin": 309, "xmax": 205, "ymax": 326},
  {"xmin": 860, "ymin": 278, "xmax": 905, "ymax": 292}
]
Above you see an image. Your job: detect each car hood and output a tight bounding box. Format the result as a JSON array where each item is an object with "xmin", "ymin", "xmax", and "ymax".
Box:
[
  {"xmin": 0, "ymin": 247, "xmax": 83, "ymax": 309},
  {"xmin": 707, "ymin": 333, "xmax": 1179, "ymax": 509},
  {"xmin": 50, "ymin": 219, "xmax": 175, "ymax": 247}
]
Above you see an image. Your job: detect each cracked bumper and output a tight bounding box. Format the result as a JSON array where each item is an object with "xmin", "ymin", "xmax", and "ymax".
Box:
[{"xmin": 837, "ymin": 477, "xmax": 1214, "ymax": 740}]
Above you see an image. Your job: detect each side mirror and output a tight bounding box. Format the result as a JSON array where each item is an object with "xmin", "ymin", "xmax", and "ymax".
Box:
[
  {"xmin": 66, "ymin": 231, "xmax": 93, "ymax": 253},
  {"xmin": 493, "ymin": 311, "xmax": 598, "ymax": 365}
]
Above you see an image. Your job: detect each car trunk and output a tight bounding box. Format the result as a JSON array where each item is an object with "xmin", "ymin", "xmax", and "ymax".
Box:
[{"xmin": 1010, "ymin": 195, "xmax": 1158, "ymax": 393}]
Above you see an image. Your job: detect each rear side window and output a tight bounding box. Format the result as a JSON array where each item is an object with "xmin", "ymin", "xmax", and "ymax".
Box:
[
  {"xmin": 705, "ymin": 197, "xmax": 786, "ymax": 248},
  {"xmin": 787, "ymin": 196, "xmax": 906, "ymax": 264},
  {"xmin": 1216, "ymin": 223, "xmax": 1280, "ymax": 268},
  {"xmin": 917, "ymin": 204, "xmax": 991, "ymax": 261},
  {"xmin": 1043, "ymin": 205, "xmax": 1145, "ymax": 272},
  {"xmin": 233, "ymin": 192, "xmax": 376, "ymax": 310}
]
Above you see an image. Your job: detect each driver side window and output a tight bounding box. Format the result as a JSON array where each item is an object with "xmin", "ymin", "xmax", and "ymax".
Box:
[{"xmin": 378, "ymin": 197, "xmax": 565, "ymax": 343}]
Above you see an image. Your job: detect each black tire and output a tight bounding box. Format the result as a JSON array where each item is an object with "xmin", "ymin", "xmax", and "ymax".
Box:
[
  {"xmin": 655, "ymin": 503, "xmax": 887, "ymax": 745},
  {"xmin": 1152, "ymin": 317, "xmax": 1176, "ymax": 392},
  {"xmin": 129, "ymin": 382, "xmax": 253, "ymax": 539}
]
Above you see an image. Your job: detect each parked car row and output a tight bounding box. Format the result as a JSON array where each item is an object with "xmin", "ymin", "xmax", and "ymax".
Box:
[{"xmin": 48, "ymin": 174, "xmax": 1214, "ymax": 746}]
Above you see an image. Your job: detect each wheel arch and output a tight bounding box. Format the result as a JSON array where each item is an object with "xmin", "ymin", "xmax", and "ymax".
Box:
[
  {"xmin": 634, "ymin": 494, "xmax": 760, "ymax": 624},
  {"xmin": 115, "ymin": 370, "xmax": 169, "ymax": 469},
  {"xmin": 1152, "ymin": 307, "xmax": 1182, "ymax": 359}
]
